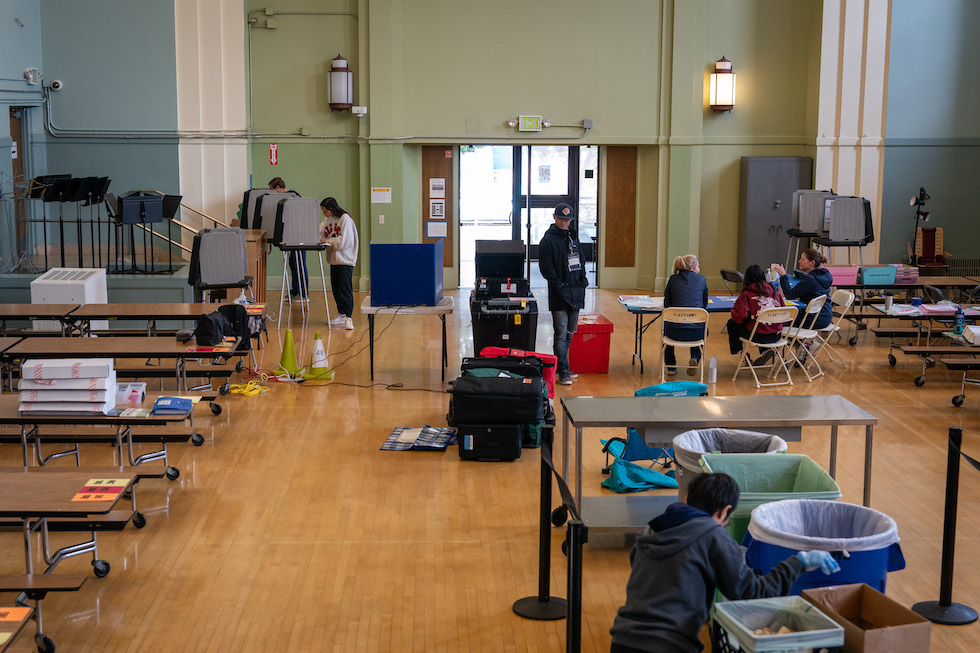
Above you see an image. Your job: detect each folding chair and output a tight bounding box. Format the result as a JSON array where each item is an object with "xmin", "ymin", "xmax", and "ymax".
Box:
[
  {"xmin": 732, "ymin": 306, "xmax": 798, "ymax": 388},
  {"xmin": 811, "ymin": 289, "xmax": 854, "ymax": 367},
  {"xmin": 600, "ymin": 380, "xmax": 708, "ymax": 475},
  {"xmin": 720, "ymin": 269, "xmax": 743, "ymax": 295},
  {"xmin": 660, "ymin": 307, "xmax": 708, "ymax": 383},
  {"xmin": 921, "ymin": 284, "xmax": 945, "ymax": 304},
  {"xmin": 782, "ymin": 295, "xmax": 827, "ymax": 382}
]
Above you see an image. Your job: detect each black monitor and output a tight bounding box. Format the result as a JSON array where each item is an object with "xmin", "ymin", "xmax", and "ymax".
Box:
[{"xmin": 475, "ymin": 240, "xmax": 525, "ymax": 278}]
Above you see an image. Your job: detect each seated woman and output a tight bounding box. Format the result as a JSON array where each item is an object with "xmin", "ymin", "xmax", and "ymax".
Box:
[
  {"xmin": 772, "ymin": 248, "xmax": 833, "ymax": 329},
  {"xmin": 663, "ymin": 254, "xmax": 708, "ymax": 376},
  {"xmin": 726, "ymin": 264, "xmax": 786, "ymax": 365}
]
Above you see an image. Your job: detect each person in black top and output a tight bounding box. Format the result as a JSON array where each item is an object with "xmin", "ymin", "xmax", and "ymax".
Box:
[
  {"xmin": 772, "ymin": 249, "xmax": 833, "ymax": 328},
  {"xmin": 609, "ymin": 473, "xmax": 840, "ymax": 653},
  {"xmin": 538, "ymin": 203, "xmax": 589, "ymax": 385},
  {"xmin": 663, "ymin": 254, "xmax": 709, "ymax": 375}
]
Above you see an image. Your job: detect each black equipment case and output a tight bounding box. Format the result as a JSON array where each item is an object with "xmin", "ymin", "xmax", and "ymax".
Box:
[
  {"xmin": 470, "ymin": 292, "xmax": 538, "ymax": 352},
  {"xmin": 457, "ymin": 424, "xmax": 524, "ymax": 461},
  {"xmin": 474, "ymin": 276, "xmax": 530, "ymax": 300}
]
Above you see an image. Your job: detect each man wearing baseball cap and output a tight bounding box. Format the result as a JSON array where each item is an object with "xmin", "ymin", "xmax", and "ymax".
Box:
[{"xmin": 538, "ymin": 203, "xmax": 589, "ymax": 385}]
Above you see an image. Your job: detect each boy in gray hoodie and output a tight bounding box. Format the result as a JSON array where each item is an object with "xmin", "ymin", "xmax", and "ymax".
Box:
[{"xmin": 609, "ymin": 473, "xmax": 839, "ymax": 653}]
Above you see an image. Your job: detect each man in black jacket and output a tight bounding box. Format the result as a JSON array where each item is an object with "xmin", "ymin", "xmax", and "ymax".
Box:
[{"xmin": 538, "ymin": 203, "xmax": 589, "ymax": 385}]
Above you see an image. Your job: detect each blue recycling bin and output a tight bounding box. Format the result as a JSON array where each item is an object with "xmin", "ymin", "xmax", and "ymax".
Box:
[{"xmin": 743, "ymin": 499, "xmax": 905, "ymax": 594}]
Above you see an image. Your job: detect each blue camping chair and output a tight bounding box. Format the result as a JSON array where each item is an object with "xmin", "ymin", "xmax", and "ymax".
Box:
[{"xmin": 601, "ymin": 381, "xmax": 709, "ymax": 476}]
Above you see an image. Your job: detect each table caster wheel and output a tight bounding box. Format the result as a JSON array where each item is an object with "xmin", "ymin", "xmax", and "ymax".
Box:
[
  {"xmin": 166, "ymin": 467, "xmax": 180, "ymax": 481},
  {"xmin": 93, "ymin": 559, "xmax": 110, "ymax": 578},
  {"xmin": 210, "ymin": 402, "xmax": 222, "ymax": 416},
  {"xmin": 219, "ymin": 383, "xmax": 230, "ymax": 395},
  {"xmin": 550, "ymin": 505, "xmax": 568, "ymax": 527},
  {"xmin": 888, "ymin": 354, "xmax": 897, "ymax": 366},
  {"xmin": 953, "ymin": 395, "xmax": 965, "ymax": 407},
  {"xmin": 561, "ymin": 538, "xmax": 568, "ymax": 557},
  {"xmin": 849, "ymin": 336, "xmax": 858, "ymax": 346},
  {"xmin": 132, "ymin": 512, "xmax": 147, "ymax": 528},
  {"xmin": 191, "ymin": 432, "xmax": 205, "ymax": 446},
  {"xmin": 914, "ymin": 376, "xmax": 926, "ymax": 387},
  {"xmin": 235, "ymin": 360, "xmax": 244, "ymax": 372},
  {"xmin": 36, "ymin": 634, "xmax": 55, "ymax": 653}
]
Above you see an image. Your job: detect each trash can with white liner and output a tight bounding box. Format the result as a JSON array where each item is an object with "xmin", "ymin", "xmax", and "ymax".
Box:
[
  {"xmin": 744, "ymin": 498, "xmax": 905, "ymax": 594},
  {"xmin": 671, "ymin": 428, "xmax": 788, "ymax": 502}
]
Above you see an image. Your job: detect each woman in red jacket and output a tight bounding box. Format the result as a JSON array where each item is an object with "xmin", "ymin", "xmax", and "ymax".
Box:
[{"xmin": 726, "ymin": 264, "xmax": 786, "ymax": 362}]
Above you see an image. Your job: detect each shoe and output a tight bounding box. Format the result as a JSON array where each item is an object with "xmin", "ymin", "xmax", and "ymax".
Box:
[
  {"xmin": 687, "ymin": 358, "xmax": 698, "ymax": 376},
  {"xmin": 344, "ymin": 317, "xmax": 354, "ymax": 330},
  {"xmin": 289, "ymin": 291, "xmax": 300, "ymax": 299},
  {"xmin": 666, "ymin": 368, "xmax": 677, "ymax": 376},
  {"xmin": 569, "ymin": 373, "xmax": 579, "ymax": 379},
  {"xmin": 558, "ymin": 375, "xmax": 573, "ymax": 385},
  {"xmin": 329, "ymin": 315, "xmax": 346, "ymax": 327},
  {"xmin": 755, "ymin": 350, "xmax": 776, "ymax": 366}
]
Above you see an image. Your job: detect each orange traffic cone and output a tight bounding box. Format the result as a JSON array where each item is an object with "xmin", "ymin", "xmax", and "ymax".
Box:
[{"xmin": 303, "ymin": 332, "xmax": 334, "ymax": 380}]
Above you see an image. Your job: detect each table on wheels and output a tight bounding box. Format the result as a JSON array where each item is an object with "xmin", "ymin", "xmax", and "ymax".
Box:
[
  {"xmin": 560, "ymin": 394, "xmax": 878, "ymax": 533},
  {"xmin": 64, "ymin": 303, "xmax": 220, "ymax": 336},
  {"xmin": 3, "ymin": 336, "xmax": 239, "ymax": 392},
  {"xmin": 0, "ymin": 304, "xmax": 79, "ymax": 336},
  {"xmin": 359, "ymin": 296, "xmax": 454, "ymax": 381}
]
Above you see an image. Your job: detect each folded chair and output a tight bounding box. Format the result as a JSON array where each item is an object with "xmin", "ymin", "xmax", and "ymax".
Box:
[
  {"xmin": 811, "ymin": 289, "xmax": 855, "ymax": 367},
  {"xmin": 601, "ymin": 381, "xmax": 708, "ymax": 477},
  {"xmin": 660, "ymin": 307, "xmax": 708, "ymax": 383},
  {"xmin": 782, "ymin": 295, "xmax": 827, "ymax": 382},
  {"xmin": 720, "ymin": 269, "xmax": 744, "ymax": 296},
  {"xmin": 732, "ymin": 306, "xmax": 798, "ymax": 388}
]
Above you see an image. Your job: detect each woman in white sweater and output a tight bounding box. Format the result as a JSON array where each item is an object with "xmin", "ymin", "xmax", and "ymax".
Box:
[{"xmin": 319, "ymin": 197, "xmax": 359, "ymax": 330}]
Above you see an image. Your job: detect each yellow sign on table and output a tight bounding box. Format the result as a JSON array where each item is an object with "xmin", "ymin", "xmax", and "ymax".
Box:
[{"xmin": 71, "ymin": 478, "xmax": 129, "ymax": 502}]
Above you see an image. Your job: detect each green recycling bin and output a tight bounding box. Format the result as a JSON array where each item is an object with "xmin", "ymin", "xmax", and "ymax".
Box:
[{"xmin": 699, "ymin": 453, "xmax": 840, "ymax": 543}]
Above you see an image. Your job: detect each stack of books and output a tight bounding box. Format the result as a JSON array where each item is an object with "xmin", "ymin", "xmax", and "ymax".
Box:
[{"xmin": 19, "ymin": 358, "xmax": 117, "ymax": 415}]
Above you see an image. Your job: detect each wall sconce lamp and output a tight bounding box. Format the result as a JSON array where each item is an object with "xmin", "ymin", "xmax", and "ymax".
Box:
[
  {"xmin": 328, "ymin": 54, "xmax": 353, "ymax": 111},
  {"xmin": 708, "ymin": 56, "xmax": 736, "ymax": 112}
]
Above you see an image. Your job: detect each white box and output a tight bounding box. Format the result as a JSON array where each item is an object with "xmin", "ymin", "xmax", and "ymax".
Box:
[
  {"xmin": 20, "ymin": 388, "xmax": 115, "ymax": 403},
  {"xmin": 19, "ymin": 370, "xmax": 117, "ymax": 390},
  {"xmin": 965, "ymin": 325, "xmax": 980, "ymax": 344},
  {"xmin": 19, "ymin": 398, "xmax": 116, "ymax": 415},
  {"xmin": 22, "ymin": 358, "xmax": 114, "ymax": 380},
  {"xmin": 30, "ymin": 268, "xmax": 108, "ymax": 331},
  {"xmin": 115, "ymin": 382, "xmax": 146, "ymax": 406}
]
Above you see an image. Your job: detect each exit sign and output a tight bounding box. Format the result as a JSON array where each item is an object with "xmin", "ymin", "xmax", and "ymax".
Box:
[{"xmin": 518, "ymin": 115, "xmax": 543, "ymax": 132}]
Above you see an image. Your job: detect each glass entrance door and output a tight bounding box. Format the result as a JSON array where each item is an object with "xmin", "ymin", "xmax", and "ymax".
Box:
[{"xmin": 458, "ymin": 144, "xmax": 599, "ymax": 288}]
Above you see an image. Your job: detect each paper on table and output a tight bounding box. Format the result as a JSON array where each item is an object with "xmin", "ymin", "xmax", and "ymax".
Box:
[{"xmin": 619, "ymin": 295, "xmax": 664, "ymax": 309}]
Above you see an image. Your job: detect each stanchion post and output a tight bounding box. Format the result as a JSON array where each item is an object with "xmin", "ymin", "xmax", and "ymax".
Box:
[
  {"xmin": 513, "ymin": 425, "xmax": 567, "ymax": 620},
  {"xmin": 912, "ymin": 426, "xmax": 978, "ymax": 624},
  {"xmin": 565, "ymin": 519, "xmax": 586, "ymax": 653}
]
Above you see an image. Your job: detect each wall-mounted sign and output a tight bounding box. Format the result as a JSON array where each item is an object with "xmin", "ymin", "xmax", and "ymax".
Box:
[{"xmin": 269, "ymin": 143, "xmax": 278, "ymax": 165}]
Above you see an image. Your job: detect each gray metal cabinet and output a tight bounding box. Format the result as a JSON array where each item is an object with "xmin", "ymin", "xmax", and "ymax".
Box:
[{"xmin": 737, "ymin": 156, "xmax": 813, "ymax": 271}]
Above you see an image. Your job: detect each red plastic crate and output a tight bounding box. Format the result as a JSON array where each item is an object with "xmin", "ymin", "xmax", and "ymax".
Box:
[{"xmin": 569, "ymin": 314, "xmax": 614, "ymax": 374}]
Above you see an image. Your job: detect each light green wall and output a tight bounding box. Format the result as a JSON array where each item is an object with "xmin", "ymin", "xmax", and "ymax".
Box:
[
  {"xmin": 880, "ymin": 0, "xmax": 980, "ymax": 261},
  {"xmin": 245, "ymin": 0, "xmax": 823, "ymax": 291}
]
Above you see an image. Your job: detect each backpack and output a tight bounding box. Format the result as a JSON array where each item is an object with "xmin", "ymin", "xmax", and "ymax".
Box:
[{"xmin": 194, "ymin": 310, "xmax": 233, "ymax": 346}]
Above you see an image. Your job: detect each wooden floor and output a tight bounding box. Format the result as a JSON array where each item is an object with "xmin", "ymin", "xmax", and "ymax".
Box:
[{"xmin": 3, "ymin": 287, "xmax": 980, "ymax": 652}]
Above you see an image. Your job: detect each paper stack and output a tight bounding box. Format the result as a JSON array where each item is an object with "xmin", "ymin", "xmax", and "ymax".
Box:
[{"xmin": 19, "ymin": 358, "xmax": 117, "ymax": 415}]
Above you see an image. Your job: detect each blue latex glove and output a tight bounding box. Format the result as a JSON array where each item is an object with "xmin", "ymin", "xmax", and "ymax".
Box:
[{"xmin": 796, "ymin": 550, "xmax": 840, "ymax": 575}]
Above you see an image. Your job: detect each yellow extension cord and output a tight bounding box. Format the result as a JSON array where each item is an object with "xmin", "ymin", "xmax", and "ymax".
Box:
[{"xmin": 229, "ymin": 379, "xmax": 270, "ymax": 396}]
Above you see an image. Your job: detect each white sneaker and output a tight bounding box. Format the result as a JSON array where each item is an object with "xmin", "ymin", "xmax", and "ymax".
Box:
[
  {"xmin": 569, "ymin": 372, "xmax": 579, "ymax": 379},
  {"xmin": 558, "ymin": 375, "xmax": 573, "ymax": 385},
  {"xmin": 344, "ymin": 317, "xmax": 354, "ymax": 330},
  {"xmin": 329, "ymin": 315, "xmax": 346, "ymax": 327}
]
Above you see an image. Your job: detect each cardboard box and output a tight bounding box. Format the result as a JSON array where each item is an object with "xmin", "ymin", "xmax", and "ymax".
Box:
[
  {"xmin": 22, "ymin": 358, "xmax": 114, "ymax": 380},
  {"xmin": 802, "ymin": 584, "xmax": 931, "ymax": 653}
]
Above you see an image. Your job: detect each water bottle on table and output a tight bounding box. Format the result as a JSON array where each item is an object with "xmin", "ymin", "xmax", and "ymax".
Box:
[{"xmin": 954, "ymin": 305, "xmax": 965, "ymax": 335}]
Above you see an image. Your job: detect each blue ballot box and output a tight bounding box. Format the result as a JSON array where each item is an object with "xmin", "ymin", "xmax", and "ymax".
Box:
[{"xmin": 370, "ymin": 241, "xmax": 444, "ymax": 306}]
